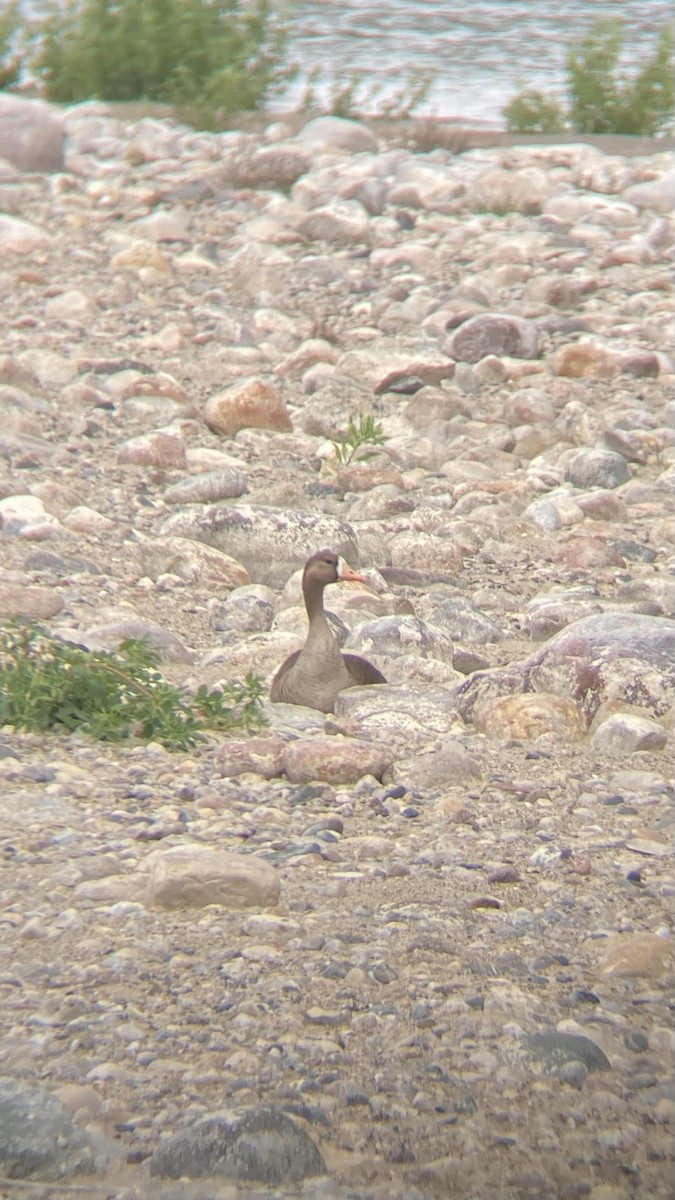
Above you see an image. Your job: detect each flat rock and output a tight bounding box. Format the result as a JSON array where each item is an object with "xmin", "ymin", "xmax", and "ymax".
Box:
[
  {"xmin": 281, "ymin": 736, "xmax": 392, "ymax": 784},
  {"xmin": 146, "ymin": 846, "xmax": 281, "ymax": 909},
  {"xmin": 160, "ymin": 504, "xmax": 359, "ymax": 588}
]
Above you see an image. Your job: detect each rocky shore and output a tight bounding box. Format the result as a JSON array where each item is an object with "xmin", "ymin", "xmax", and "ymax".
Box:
[{"xmin": 0, "ymin": 95, "xmax": 674, "ymax": 1200}]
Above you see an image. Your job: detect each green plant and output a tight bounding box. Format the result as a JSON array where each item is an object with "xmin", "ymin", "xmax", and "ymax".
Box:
[
  {"xmin": 502, "ymin": 86, "xmax": 565, "ymax": 135},
  {"xmin": 25, "ymin": 0, "xmax": 294, "ymax": 128},
  {"xmin": 504, "ymin": 19, "xmax": 675, "ymax": 136},
  {"xmin": 0, "ymin": 621, "xmax": 266, "ymax": 751},
  {"xmin": 331, "ymin": 413, "xmax": 386, "ymax": 469}
]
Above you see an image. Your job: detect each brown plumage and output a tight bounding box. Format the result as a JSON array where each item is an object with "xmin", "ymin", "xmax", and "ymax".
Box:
[{"xmin": 269, "ymin": 549, "xmax": 386, "ymax": 713}]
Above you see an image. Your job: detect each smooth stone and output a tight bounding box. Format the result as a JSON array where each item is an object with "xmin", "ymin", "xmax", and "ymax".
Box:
[
  {"xmin": 213, "ymin": 735, "xmax": 285, "ymax": 779},
  {"xmin": 160, "ymin": 504, "xmax": 359, "ymax": 588},
  {"xmin": 523, "ymin": 599, "xmax": 604, "ymax": 641},
  {"xmin": 297, "ymin": 198, "xmax": 372, "ymax": 245},
  {"xmin": 344, "ymin": 614, "xmax": 454, "ymax": 663},
  {"xmin": 203, "ymin": 378, "xmax": 292, "ymax": 436},
  {"xmin": 387, "ymin": 531, "xmax": 464, "ymax": 575},
  {"xmin": 211, "ymin": 589, "xmax": 275, "ymax": 633},
  {"xmin": 0, "ymin": 584, "xmax": 64, "ymax": 620},
  {"xmin": 78, "ymin": 619, "xmax": 193, "ymax": 663},
  {"xmin": 0, "ymin": 212, "xmax": 53, "ymax": 253},
  {"xmin": 520, "ymin": 1033, "xmax": 610, "ymax": 1074},
  {"xmin": 564, "ymin": 448, "xmax": 630, "ymax": 489},
  {"xmin": 118, "ymin": 430, "xmax": 187, "ymax": 468},
  {"xmin": 385, "ymin": 739, "xmax": 482, "ymax": 791},
  {"xmin": 294, "ymin": 116, "xmax": 378, "ymax": 153},
  {"xmin": 281, "ymin": 736, "xmax": 392, "ymax": 785},
  {"xmin": 427, "ymin": 597, "xmax": 503, "ymax": 644},
  {"xmin": 163, "ymin": 468, "xmax": 248, "ymax": 505},
  {"xmin": 0, "ymin": 1076, "xmax": 96, "ymax": 1180},
  {"xmin": 135, "ymin": 534, "xmax": 250, "ymax": 587},
  {"xmin": 334, "ymin": 683, "xmax": 457, "ymax": 749},
  {"xmin": 150, "ymin": 1107, "xmax": 325, "ymax": 1183},
  {"xmin": 591, "ymin": 713, "xmax": 668, "ymax": 757},
  {"xmin": 452, "ymin": 613, "xmax": 675, "ymax": 723},
  {"xmin": 447, "ymin": 313, "xmax": 539, "ymax": 363},
  {"xmin": 146, "ymin": 846, "xmax": 280, "ymax": 910},
  {"xmin": 594, "ymin": 933, "xmax": 675, "ymax": 981},
  {"xmin": 0, "ymin": 95, "xmax": 64, "ymax": 172},
  {"xmin": 474, "ymin": 693, "xmax": 587, "ymax": 741}
]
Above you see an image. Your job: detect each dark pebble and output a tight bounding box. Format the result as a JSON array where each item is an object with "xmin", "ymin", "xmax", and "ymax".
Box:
[
  {"xmin": 571, "ymin": 988, "xmax": 601, "ymax": 1005},
  {"xmin": 383, "ymin": 785, "xmax": 407, "ymax": 800},
  {"xmin": 401, "ymin": 806, "xmax": 419, "ymax": 819},
  {"xmin": 624, "ymin": 1030, "xmax": 649, "ymax": 1053}
]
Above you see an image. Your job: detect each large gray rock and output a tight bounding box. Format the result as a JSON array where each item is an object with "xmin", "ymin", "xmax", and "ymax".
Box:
[
  {"xmin": 0, "ymin": 95, "xmax": 64, "ymax": 172},
  {"xmin": 160, "ymin": 504, "xmax": 359, "ymax": 587},
  {"xmin": 0, "ymin": 1077, "xmax": 96, "ymax": 1179},
  {"xmin": 453, "ymin": 613, "xmax": 675, "ymax": 723},
  {"xmin": 150, "ymin": 1107, "xmax": 325, "ymax": 1183}
]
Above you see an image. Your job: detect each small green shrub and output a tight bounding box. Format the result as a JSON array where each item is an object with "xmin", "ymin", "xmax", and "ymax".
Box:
[
  {"xmin": 502, "ymin": 86, "xmax": 565, "ymax": 135},
  {"xmin": 331, "ymin": 413, "xmax": 386, "ymax": 469},
  {"xmin": 23, "ymin": 0, "xmax": 294, "ymax": 128},
  {"xmin": 0, "ymin": 621, "xmax": 266, "ymax": 750},
  {"xmin": 505, "ymin": 19, "xmax": 675, "ymax": 136}
]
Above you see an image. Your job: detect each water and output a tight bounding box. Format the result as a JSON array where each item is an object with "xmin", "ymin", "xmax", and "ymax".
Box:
[{"xmin": 278, "ymin": 0, "xmax": 675, "ymax": 126}]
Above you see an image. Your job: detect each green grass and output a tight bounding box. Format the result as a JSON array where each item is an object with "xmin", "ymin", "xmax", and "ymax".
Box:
[{"xmin": 0, "ymin": 621, "xmax": 266, "ymax": 751}]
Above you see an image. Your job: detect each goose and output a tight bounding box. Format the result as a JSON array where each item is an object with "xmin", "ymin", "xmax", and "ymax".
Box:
[{"xmin": 269, "ymin": 549, "xmax": 386, "ymax": 713}]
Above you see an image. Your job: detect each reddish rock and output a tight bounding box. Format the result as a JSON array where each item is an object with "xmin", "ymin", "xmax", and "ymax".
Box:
[
  {"xmin": 474, "ymin": 693, "xmax": 587, "ymax": 741},
  {"xmin": 448, "ymin": 313, "xmax": 539, "ymax": 363},
  {"xmin": 552, "ymin": 537, "xmax": 625, "ymax": 569},
  {"xmin": 203, "ymin": 378, "xmax": 292, "ymax": 436},
  {"xmin": 214, "ymin": 736, "xmax": 286, "ymax": 780},
  {"xmin": 553, "ymin": 342, "xmax": 618, "ymax": 379},
  {"xmin": 118, "ymin": 431, "xmax": 187, "ymax": 469},
  {"xmin": 281, "ymin": 737, "xmax": 392, "ymax": 785}
]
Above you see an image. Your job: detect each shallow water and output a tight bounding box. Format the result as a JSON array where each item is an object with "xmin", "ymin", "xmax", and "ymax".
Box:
[{"xmin": 278, "ymin": 0, "xmax": 675, "ymax": 125}]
